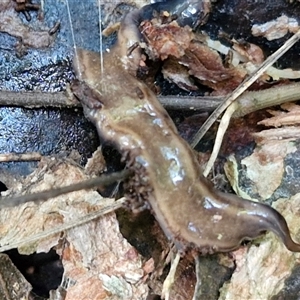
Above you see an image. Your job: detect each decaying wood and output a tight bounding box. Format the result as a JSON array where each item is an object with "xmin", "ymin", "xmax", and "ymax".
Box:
[
  {"xmin": 0, "ymin": 254, "xmax": 32, "ymax": 299},
  {"xmin": 0, "ymin": 158, "xmax": 148, "ymax": 299}
]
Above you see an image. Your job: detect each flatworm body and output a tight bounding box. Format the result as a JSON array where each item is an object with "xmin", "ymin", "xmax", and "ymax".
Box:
[{"xmin": 72, "ymin": 3, "xmax": 300, "ymax": 254}]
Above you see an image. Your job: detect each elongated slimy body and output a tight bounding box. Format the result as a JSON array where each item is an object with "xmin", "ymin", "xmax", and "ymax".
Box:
[{"xmin": 72, "ymin": 5, "xmax": 300, "ymax": 254}]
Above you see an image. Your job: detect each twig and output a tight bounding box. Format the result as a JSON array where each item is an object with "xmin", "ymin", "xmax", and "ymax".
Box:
[
  {"xmin": 1, "ymin": 83, "xmax": 300, "ymax": 115},
  {"xmin": 0, "ymin": 88, "xmax": 221, "ymax": 110},
  {"xmin": 0, "ymin": 169, "xmax": 131, "ymax": 209},
  {"xmin": 190, "ymin": 28, "xmax": 300, "ymax": 148},
  {"xmin": 0, "ymin": 197, "xmax": 126, "ymax": 252},
  {"xmin": 2, "ymin": 80, "xmax": 300, "ymax": 113},
  {"xmin": 0, "ymin": 90, "xmax": 80, "ymax": 108},
  {"xmin": 163, "ymin": 83, "xmax": 300, "ymax": 114},
  {"xmin": 159, "ymin": 95, "xmax": 222, "ymax": 111},
  {"xmin": 232, "ymin": 83, "xmax": 300, "ymax": 118},
  {"xmin": 0, "ymin": 152, "xmax": 42, "ymax": 162}
]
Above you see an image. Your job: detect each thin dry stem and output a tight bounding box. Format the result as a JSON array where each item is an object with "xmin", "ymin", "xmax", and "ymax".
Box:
[
  {"xmin": 0, "ymin": 169, "xmax": 130, "ymax": 209},
  {"xmin": 192, "ymin": 254, "xmax": 202, "ymax": 300},
  {"xmin": 203, "ymin": 102, "xmax": 238, "ymax": 177},
  {"xmin": 161, "ymin": 252, "xmax": 181, "ymax": 300}
]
